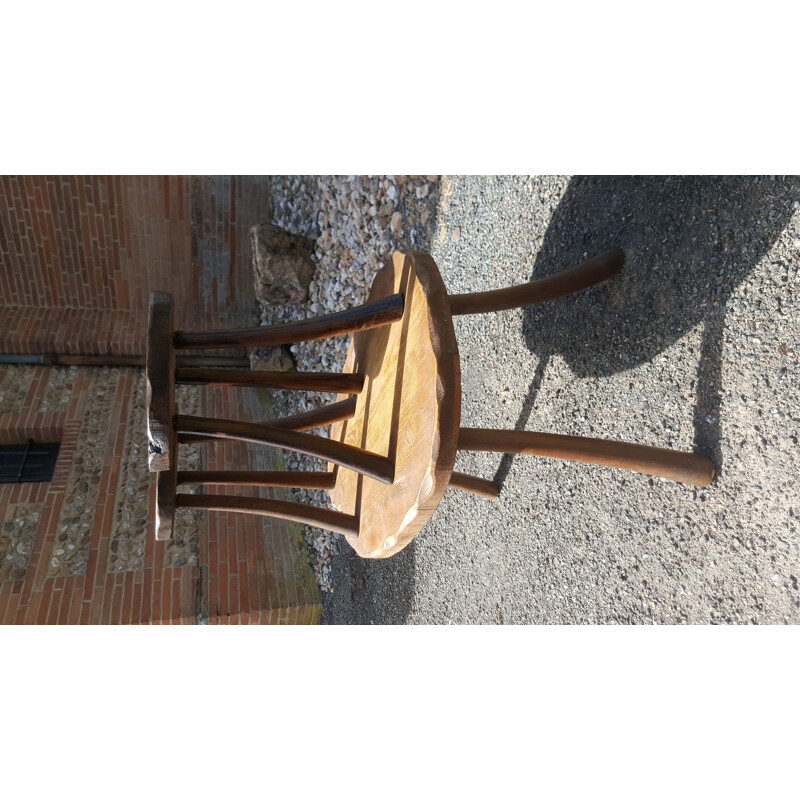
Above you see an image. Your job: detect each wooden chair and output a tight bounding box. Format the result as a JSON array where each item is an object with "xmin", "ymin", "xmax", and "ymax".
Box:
[{"xmin": 146, "ymin": 249, "xmax": 714, "ymax": 558}]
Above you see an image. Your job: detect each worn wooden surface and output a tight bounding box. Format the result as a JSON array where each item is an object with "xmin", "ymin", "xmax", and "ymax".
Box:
[
  {"xmin": 146, "ymin": 292, "xmax": 175, "ymax": 472},
  {"xmin": 330, "ymin": 251, "xmax": 461, "ymax": 558}
]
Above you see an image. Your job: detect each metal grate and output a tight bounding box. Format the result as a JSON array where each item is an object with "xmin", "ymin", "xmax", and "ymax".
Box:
[{"xmin": 0, "ymin": 440, "xmax": 60, "ymax": 484}]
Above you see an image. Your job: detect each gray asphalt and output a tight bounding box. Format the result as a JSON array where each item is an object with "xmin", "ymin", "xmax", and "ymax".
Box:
[{"xmin": 320, "ymin": 176, "xmax": 800, "ymax": 624}]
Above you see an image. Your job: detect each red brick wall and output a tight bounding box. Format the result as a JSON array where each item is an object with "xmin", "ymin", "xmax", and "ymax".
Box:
[
  {"xmin": 0, "ymin": 175, "xmax": 270, "ymax": 355},
  {"xmin": 0, "ymin": 365, "xmax": 320, "ymax": 624},
  {"xmin": 0, "ymin": 176, "xmax": 322, "ymax": 624}
]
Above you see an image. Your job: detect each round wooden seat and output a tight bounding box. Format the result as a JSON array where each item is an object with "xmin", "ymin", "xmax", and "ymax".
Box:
[{"xmin": 329, "ymin": 251, "xmax": 461, "ymax": 558}]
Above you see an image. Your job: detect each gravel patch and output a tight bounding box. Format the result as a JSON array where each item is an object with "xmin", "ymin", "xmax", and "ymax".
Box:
[
  {"xmin": 259, "ymin": 176, "xmax": 440, "ymax": 590},
  {"xmin": 260, "ymin": 175, "xmax": 800, "ymax": 624}
]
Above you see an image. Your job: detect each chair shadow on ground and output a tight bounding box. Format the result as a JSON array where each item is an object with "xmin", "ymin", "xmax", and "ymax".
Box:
[
  {"xmin": 322, "ymin": 176, "xmax": 799, "ymax": 624},
  {"xmin": 494, "ymin": 175, "xmax": 800, "ymax": 489}
]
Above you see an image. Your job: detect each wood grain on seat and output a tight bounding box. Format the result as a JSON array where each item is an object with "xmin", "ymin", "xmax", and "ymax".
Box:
[{"xmin": 330, "ymin": 251, "xmax": 461, "ymax": 558}]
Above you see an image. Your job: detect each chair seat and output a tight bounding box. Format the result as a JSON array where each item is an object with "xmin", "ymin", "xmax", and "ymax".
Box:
[{"xmin": 329, "ymin": 251, "xmax": 460, "ymax": 558}]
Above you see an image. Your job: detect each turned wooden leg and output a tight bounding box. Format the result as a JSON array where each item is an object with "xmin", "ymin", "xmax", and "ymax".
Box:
[
  {"xmin": 458, "ymin": 428, "xmax": 715, "ymax": 487},
  {"xmin": 448, "ymin": 471, "xmax": 501, "ymax": 498},
  {"xmin": 173, "ymin": 293, "xmax": 404, "ymax": 349},
  {"xmin": 448, "ymin": 249, "xmax": 624, "ymax": 316}
]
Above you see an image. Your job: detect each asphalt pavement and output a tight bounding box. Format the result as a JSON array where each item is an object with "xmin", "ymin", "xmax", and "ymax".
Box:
[{"xmin": 321, "ymin": 176, "xmax": 800, "ymax": 624}]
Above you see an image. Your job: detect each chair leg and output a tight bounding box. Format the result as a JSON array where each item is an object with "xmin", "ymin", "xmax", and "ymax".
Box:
[
  {"xmin": 448, "ymin": 249, "xmax": 624, "ymax": 316},
  {"xmin": 173, "ymin": 293, "xmax": 404, "ymax": 349},
  {"xmin": 458, "ymin": 427, "xmax": 715, "ymax": 487},
  {"xmin": 448, "ymin": 471, "xmax": 501, "ymax": 499}
]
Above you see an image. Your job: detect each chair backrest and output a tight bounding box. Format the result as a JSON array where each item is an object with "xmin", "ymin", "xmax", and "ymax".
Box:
[{"xmin": 145, "ymin": 290, "xmax": 400, "ymax": 541}]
